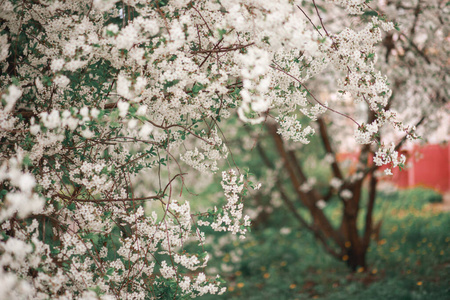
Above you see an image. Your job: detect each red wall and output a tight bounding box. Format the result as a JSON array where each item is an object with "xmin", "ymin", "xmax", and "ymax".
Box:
[
  {"xmin": 337, "ymin": 144, "xmax": 450, "ymax": 193},
  {"xmin": 390, "ymin": 144, "xmax": 450, "ymax": 193}
]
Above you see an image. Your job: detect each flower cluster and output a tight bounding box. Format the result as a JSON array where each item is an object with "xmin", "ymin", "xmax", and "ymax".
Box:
[
  {"xmin": 276, "ymin": 115, "xmax": 315, "ymax": 144},
  {"xmin": 374, "ymin": 143, "xmax": 406, "ymax": 175},
  {"xmin": 0, "ymin": 153, "xmax": 44, "ymax": 222},
  {"xmin": 354, "ymin": 121, "xmax": 379, "ymax": 144},
  {"xmin": 207, "ymin": 170, "xmax": 251, "ymax": 238}
]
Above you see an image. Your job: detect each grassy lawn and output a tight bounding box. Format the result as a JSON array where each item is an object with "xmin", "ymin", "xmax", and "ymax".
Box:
[{"xmin": 200, "ymin": 188, "xmax": 450, "ymax": 300}]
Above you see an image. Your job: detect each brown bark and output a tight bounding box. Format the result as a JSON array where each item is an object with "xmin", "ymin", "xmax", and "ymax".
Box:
[
  {"xmin": 340, "ymin": 181, "xmax": 367, "ymax": 270},
  {"xmin": 266, "ymin": 122, "xmax": 345, "ymax": 249},
  {"xmin": 277, "ymin": 182, "xmax": 341, "ymax": 259},
  {"xmin": 254, "ymin": 139, "xmax": 342, "ymax": 258},
  {"xmin": 262, "ymin": 119, "xmax": 394, "ymax": 270},
  {"xmin": 317, "ymin": 118, "xmax": 343, "ymax": 180},
  {"xmin": 363, "ymin": 173, "xmax": 378, "ymax": 251}
]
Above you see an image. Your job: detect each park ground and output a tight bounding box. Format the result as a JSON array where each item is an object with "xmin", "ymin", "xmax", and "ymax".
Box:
[{"xmin": 201, "ymin": 188, "xmax": 450, "ymax": 300}]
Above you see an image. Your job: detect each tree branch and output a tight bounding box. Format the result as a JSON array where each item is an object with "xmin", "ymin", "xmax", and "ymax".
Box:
[
  {"xmin": 317, "ymin": 118, "xmax": 343, "ymax": 180},
  {"xmin": 266, "ymin": 121, "xmax": 345, "ymax": 247}
]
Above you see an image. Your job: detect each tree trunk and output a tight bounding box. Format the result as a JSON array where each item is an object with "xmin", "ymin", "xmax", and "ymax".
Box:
[
  {"xmin": 340, "ymin": 181, "xmax": 367, "ymax": 270},
  {"xmin": 346, "ymin": 247, "xmax": 367, "ymax": 271}
]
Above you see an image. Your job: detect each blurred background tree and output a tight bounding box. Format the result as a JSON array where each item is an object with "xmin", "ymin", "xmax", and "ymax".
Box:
[
  {"xmin": 228, "ymin": 0, "xmax": 449, "ymax": 271},
  {"xmin": 199, "ymin": 0, "xmax": 448, "ymax": 298}
]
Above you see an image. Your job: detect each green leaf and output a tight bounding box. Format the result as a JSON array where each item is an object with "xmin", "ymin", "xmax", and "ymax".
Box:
[
  {"xmin": 192, "ymin": 82, "xmax": 204, "ymax": 95},
  {"xmin": 0, "ymin": 190, "xmax": 8, "ymax": 198},
  {"xmin": 68, "ymin": 202, "xmax": 76, "ymax": 211},
  {"xmin": 22, "ymin": 155, "xmax": 32, "ymax": 167},
  {"xmin": 363, "ymin": 11, "xmax": 378, "ymax": 17},
  {"xmin": 217, "ymin": 28, "xmax": 227, "ymax": 39}
]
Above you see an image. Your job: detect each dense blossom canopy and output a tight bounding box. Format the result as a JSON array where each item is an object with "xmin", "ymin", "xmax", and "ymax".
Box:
[{"xmin": 0, "ymin": 0, "xmax": 447, "ymax": 299}]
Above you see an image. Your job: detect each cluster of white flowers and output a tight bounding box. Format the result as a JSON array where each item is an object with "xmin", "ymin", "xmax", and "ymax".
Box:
[
  {"xmin": 299, "ymin": 177, "xmax": 317, "ymax": 193},
  {"xmin": 331, "ymin": 20, "xmax": 393, "ymax": 109},
  {"xmin": 315, "ymin": 199, "xmax": 327, "ymax": 209},
  {"xmin": 0, "ymin": 85, "xmax": 20, "ymax": 135},
  {"xmin": 330, "ymin": 177, "xmax": 343, "ymax": 190},
  {"xmin": 209, "ymin": 170, "xmax": 251, "ymax": 238},
  {"xmin": 117, "ymin": 75, "xmax": 147, "ymax": 101},
  {"xmin": 1, "ymin": 85, "xmax": 22, "ymax": 113},
  {"xmin": 180, "ymin": 130, "xmax": 228, "ymax": 173},
  {"xmin": 238, "ymin": 47, "xmax": 272, "ymax": 124},
  {"xmin": 340, "ymin": 189, "xmax": 353, "ymax": 200},
  {"xmin": 300, "ymin": 102, "xmax": 329, "ymax": 121},
  {"xmin": 0, "ymin": 153, "xmax": 49, "ymax": 299},
  {"xmin": 374, "ymin": 143, "xmax": 406, "ymax": 175},
  {"xmin": 69, "ymin": 161, "xmax": 112, "ymax": 194},
  {"xmin": 354, "ymin": 121, "xmax": 379, "ymax": 144},
  {"xmin": 272, "ymin": 89, "xmax": 309, "ymax": 114},
  {"xmin": 328, "ymin": 0, "xmax": 366, "ymax": 15},
  {"xmin": 0, "ymin": 34, "xmax": 9, "ymax": 62},
  {"xmin": 276, "ymin": 115, "xmax": 315, "ymax": 144},
  {"xmin": 0, "ymin": 153, "xmax": 44, "ymax": 222}
]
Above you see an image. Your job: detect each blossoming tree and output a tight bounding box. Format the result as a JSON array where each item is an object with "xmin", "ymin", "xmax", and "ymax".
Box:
[
  {"xmin": 236, "ymin": 0, "xmax": 448, "ymax": 270},
  {"xmin": 0, "ymin": 0, "xmax": 444, "ymax": 298}
]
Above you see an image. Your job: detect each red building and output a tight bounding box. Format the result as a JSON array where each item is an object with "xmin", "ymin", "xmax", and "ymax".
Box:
[
  {"xmin": 336, "ymin": 144, "xmax": 450, "ymax": 193},
  {"xmin": 390, "ymin": 144, "xmax": 450, "ymax": 193}
]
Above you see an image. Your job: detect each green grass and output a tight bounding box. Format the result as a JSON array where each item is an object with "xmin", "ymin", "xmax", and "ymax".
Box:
[{"xmin": 200, "ymin": 188, "xmax": 450, "ymax": 300}]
